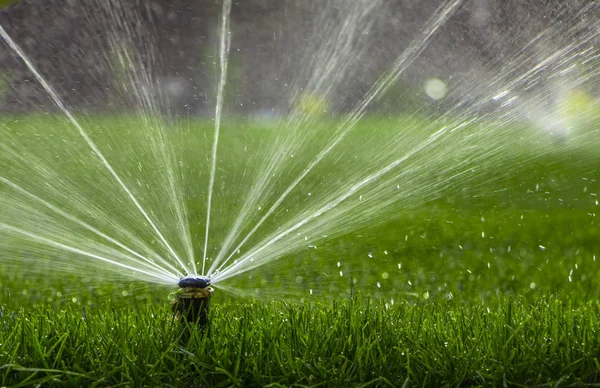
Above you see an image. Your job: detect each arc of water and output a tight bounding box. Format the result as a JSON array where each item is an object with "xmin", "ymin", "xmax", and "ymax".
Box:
[
  {"xmin": 209, "ymin": 0, "xmax": 464, "ymax": 277},
  {"xmin": 0, "ymin": 140, "xmax": 174, "ymax": 269},
  {"xmin": 0, "ymin": 25, "xmax": 191, "ymax": 275},
  {"xmin": 208, "ymin": 0, "xmax": 383, "ymax": 276},
  {"xmin": 213, "ymin": 8, "xmax": 600, "ymax": 282},
  {"xmin": 212, "ymin": 126, "xmax": 449, "ymax": 283},
  {"xmin": 202, "ymin": 0, "xmax": 232, "ymax": 275},
  {"xmin": 0, "ymin": 176, "xmax": 182, "ymax": 278},
  {"xmin": 213, "ymin": 0, "xmax": 600, "ymax": 282},
  {"xmin": 104, "ymin": 3, "xmax": 196, "ymax": 273},
  {"xmin": 0, "ymin": 224, "xmax": 179, "ymax": 284}
]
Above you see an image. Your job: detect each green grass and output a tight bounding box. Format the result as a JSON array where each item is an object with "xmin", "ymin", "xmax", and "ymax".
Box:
[
  {"xmin": 2, "ymin": 298, "xmax": 600, "ymax": 387},
  {"xmin": 1, "ymin": 114, "xmax": 600, "ymax": 386}
]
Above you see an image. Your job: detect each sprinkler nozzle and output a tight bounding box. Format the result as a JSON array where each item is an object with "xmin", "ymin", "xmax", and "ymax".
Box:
[
  {"xmin": 178, "ymin": 275, "xmax": 211, "ymax": 289},
  {"xmin": 173, "ymin": 275, "xmax": 214, "ymax": 331}
]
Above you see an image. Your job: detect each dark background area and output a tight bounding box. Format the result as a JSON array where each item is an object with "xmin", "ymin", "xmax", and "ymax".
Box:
[{"xmin": 0, "ymin": 0, "xmax": 595, "ymax": 116}]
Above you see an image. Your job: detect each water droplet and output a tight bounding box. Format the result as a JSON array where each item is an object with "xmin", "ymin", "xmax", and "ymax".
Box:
[
  {"xmin": 382, "ymin": 272, "xmax": 389, "ymax": 279},
  {"xmin": 376, "ymin": 282, "xmax": 381, "ymax": 288},
  {"xmin": 339, "ymin": 271, "xmax": 343, "ymax": 277},
  {"xmin": 492, "ymin": 90, "xmax": 509, "ymax": 100},
  {"xmin": 424, "ymin": 78, "xmax": 448, "ymax": 100},
  {"xmin": 529, "ymin": 282, "xmax": 536, "ymax": 289},
  {"xmin": 309, "ymin": 289, "xmax": 313, "ymax": 295},
  {"xmin": 384, "ymin": 250, "xmax": 388, "ymax": 255},
  {"xmin": 397, "ymin": 263, "xmax": 402, "ymax": 269},
  {"xmin": 337, "ymin": 261, "xmax": 341, "ymax": 267},
  {"xmin": 539, "ymin": 245, "xmax": 546, "ymax": 251},
  {"xmin": 368, "ymin": 252, "xmax": 373, "ymax": 258},
  {"xmin": 481, "ymin": 231, "xmax": 485, "ymax": 238}
]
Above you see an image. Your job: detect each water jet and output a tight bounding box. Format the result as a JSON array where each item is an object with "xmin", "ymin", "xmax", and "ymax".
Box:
[{"xmin": 0, "ymin": 0, "xmax": 599, "ymax": 304}]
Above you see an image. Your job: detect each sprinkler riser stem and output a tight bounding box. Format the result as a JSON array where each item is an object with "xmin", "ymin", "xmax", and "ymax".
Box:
[{"xmin": 173, "ymin": 287, "xmax": 214, "ymax": 330}]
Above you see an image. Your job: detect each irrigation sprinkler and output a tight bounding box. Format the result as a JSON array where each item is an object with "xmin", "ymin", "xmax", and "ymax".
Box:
[{"xmin": 172, "ymin": 275, "xmax": 214, "ymax": 330}]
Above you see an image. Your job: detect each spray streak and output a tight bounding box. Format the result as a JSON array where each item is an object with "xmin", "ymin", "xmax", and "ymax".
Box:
[
  {"xmin": 213, "ymin": 1, "xmax": 600, "ymax": 282},
  {"xmin": 103, "ymin": 1, "xmax": 195, "ymax": 273},
  {"xmin": 208, "ymin": 0, "xmax": 383, "ymax": 275},
  {"xmin": 0, "ymin": 140, "xmax": 173, "ymax": 269},
  {"xmin": 0, "ymin": 24, "xmax": 190, "ymax": 275},
  {"xmin": 202, "ymin": 0, "xmax": 232, "ymax": 275},
  {"xmin": 0, "ymin": 176, "xmax": 181, "ymax": 278},
  {"xmin": 213, "ymin": 127, "xmax": 449, "ymax": 282},
  {"xmin": 211, "ymin": 0, "xmax": 464, "ymax": 276},
  {"xmin": 0, "ymin": 224, "xmax": 178, "ymax": 284}
]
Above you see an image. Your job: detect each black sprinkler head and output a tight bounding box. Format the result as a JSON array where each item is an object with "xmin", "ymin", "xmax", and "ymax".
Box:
[
  {"xmin": 173, "ymin": 275, "xmax": 214, "ymax": 334},
  {"xmin": 178, "ymin": 275, "xmax": 211, "ymax": 289}
]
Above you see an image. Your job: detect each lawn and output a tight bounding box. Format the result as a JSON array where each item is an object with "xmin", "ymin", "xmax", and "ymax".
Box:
[
  {"xmin": 3, "ymin": 298, "xmax": 600, "ymax": 387},
  {"xmin": 1, "ymin": 114, "xmax": 600, "ymax": 386}
]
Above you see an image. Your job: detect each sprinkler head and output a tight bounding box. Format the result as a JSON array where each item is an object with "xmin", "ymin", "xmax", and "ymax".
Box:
[
  {"xmin": 178, "ymin": 275, "xmax": 211, "ymax": 289},
  {"xmin": 173, "ymin": 275, "xmax": 214, "ymax": 332}
]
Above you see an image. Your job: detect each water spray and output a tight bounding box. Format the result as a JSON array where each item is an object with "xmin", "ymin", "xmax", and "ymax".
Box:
[{"xmin": 172, "ymin": 275, "xmax": 214, "ymax": 330}]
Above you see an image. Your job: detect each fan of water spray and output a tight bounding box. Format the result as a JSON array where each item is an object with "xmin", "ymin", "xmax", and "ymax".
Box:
[
  {"xmin": 0, "ymin": 0, "xmax": 196, "ymax": 288},
  {"xmin": 0, "ymin": 0, "xmax": 599, "ymax": 303}
]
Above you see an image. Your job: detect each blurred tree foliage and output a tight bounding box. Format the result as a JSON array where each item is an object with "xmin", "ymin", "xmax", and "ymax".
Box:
[
  {"xmin": 0, "ymin": 0, "xmax": 18, "ymax": 8},
  {"xmin": 296, "ymin": 93, "xmax": 329, "ymax": 117}
]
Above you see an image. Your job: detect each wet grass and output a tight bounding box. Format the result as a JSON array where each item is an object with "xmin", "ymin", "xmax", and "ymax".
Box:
[
  {"xmin": 1, "ymin": 115, "xmax": 600, "ymax": 386},
  {"xmin": 2, "ymin": 297, "xmax": 600, "ymax": 387}
]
